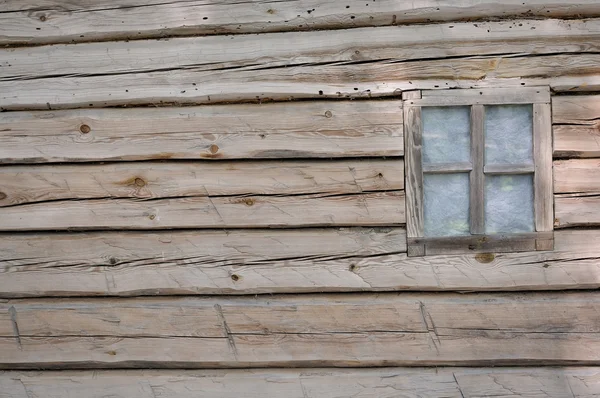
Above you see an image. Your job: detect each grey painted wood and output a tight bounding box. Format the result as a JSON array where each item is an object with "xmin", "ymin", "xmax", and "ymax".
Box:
[{"xmin": 534, "ymin": 103, "xmax": 554, "ymax": 232}]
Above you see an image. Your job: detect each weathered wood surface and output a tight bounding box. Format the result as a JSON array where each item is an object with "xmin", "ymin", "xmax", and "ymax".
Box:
[
  {"xmin": 1, "ymin": 228, "xmax": 599, "ymax": 297},
  {"xmin": 3, "ymin": 368, "xmax": 600, "ymax": 398},
  {"xmin": 1, "ymin": 54, "xmax": 599, "ymax": 110},
  {"xmin": 3, "ymin": 20, "xmax": 600, "ymax": 82},
  {"xmin": 555, "ymin": 195, "xmax": 600, "ymax": 228},
  {"xmin": 534, "ymin": 103, "xmax": 554, "ymax": 232},
  {"xmin": 3, "ymin": 292, "xmax": 598, "ymax": 337},
  {"xmin": 0, "ymin": 101, "xmax": 402, "ymax": 163},
  {"xmin": 2, "ymin": 1, "xmax": 599, "ymax": 45},
  {"xmin": 555, "ymin": 159, "xmax": 600, "ymax": 194},
  {"xmin": 0, "ymin": 160, "xmax": 403, "ymax": 206},
  {"xmin": 0, "ymin": 191, "xmax": 404, "ymax": 231},
  {"xmin": 1, "ymin": 292, "xmax": 600, "ymax": 368},
  {"xmin": 553, "ymin": 95, "xmax": 600, "ymax": 158}
]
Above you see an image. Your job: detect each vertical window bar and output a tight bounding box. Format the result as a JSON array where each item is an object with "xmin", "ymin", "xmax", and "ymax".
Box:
[
  {"xmin": 533, "ymin": 103, "xmax": 554, "ymax": 233},
  {"xmin": 470, "ymin": 104, "xmax": 485, "ymax": 234},
  {"xmin": 404, "ymin": 106, "xmax": 424, "ymax": 240}
]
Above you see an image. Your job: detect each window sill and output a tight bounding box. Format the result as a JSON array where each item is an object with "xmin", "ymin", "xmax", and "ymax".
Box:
[{"xmin": 407, "ymin": 231, "xmax": 554, "ymax": 256}]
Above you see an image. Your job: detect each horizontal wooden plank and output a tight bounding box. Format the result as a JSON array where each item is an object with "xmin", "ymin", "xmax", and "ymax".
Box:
[
  {"xmin": 1, "ymin": 53, "xmax": 599, "ymax": 110},
  {"xmin": 408, "ymin": 87, "xmax": 550, "ymax": 106},
  {"xmin": 554, "ymin": 125, "xmax": 600, "ymax": 158},
  {"xmin": 555, "ymin": 194, "xmax": 600, "ymax": 228},
  {"xmin": 1, "ymin": 292, "xmax": 600, "ymax": 368},
  {"xmin": 1, "ymin": 1, "xmax": 600, "ymax": 45},
  {"xmin": 408, "ymin": 232, "xmax": 552, "ymax": 255},
  {"xmin": 484, "ymin": 163, "xmax": 535, "ymax": 174},
  {"xmin": 0, "ymin": 101, "xmax": 403, "ymax": 163},
  {"xmin": 2, "ymin": 368, "xmax": 600, "ymax": 398},
  {"xmin": 2, "ymin": 292, "xmax": 598, "ymax": 337},
  {"xmin": 0, "ymin": 191, "xmax": 405, "ymax": 231},
  {"xmin": 0, "ymin": 160, "xmax": 403, "ymax": 207},
  {"xmin": 4, "ymin": 367, "xmax": 600, "ymax": 398},
  {"xmin": 555, "ymin": 159, "xmax": 600, "ymax": 193},
  {"xmin": 553, "ymin": 95, "xmax": 600, "ymax": 158},
  {"xmin": 3, "ymin": 20, "xmax": 600, "ymax": 82},
  {"xmin": 0, "ymin": 228, "xmax": 599, "ymax": 297},
  {"xmin": 553, "ymin": 95, "xmax": 600, "ymax": 124}
]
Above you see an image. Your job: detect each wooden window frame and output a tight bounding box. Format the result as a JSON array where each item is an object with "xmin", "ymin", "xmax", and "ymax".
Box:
[{"xmin": 403, "ymin": 87, "xmax": 553, "ymax": 257}]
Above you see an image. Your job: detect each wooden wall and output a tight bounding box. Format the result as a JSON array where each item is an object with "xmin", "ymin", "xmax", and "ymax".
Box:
[{"xmin": 1, "ymin": 1, "xmax": 600, "ymax": 396}]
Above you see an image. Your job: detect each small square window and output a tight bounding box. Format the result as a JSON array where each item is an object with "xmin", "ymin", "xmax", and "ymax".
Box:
[{"xmin": 403, "ymin": 87, "xmax": 553, "ymax": 256}]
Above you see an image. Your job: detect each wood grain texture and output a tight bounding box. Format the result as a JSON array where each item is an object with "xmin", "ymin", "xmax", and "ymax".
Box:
[
  {"xmin": 2, "ymin": 368, "xmax": 600, "ymax": 398},
  {"xmin": 3, "ymin": 20, "xmax": 599, "ymax": 81},
  {"xmin": 555, "ymin": 195, "xmax": 600, "ymax": 228},
  {"xmin": 410, "ymin": 87, "xmax": 551, "ymax": 106},
  {"xmin": 1, "ymin": 53, "xmax": 599, "ymax": 110},
  {"xmin": 408, "ymin": 233, "xmax": 552, "ymax": 255},
  {"xmin": 555, "ymin": 159, "xmax": 600, "ymax": 194},
  {"xmin": 1, "ymin": 1, "xmax": 600, "ymax": 45},
  {"xmin": 534, "ymin": 103, "xmax": 554, "ymax": 232},
  {"xmin": 0, "ymin": 191, "xmax": 405, "ymax": 231},
  {"xmin": 1, "ymin": 228, "xmax": 599, "ymax": 297},
  {"xmin": 0, "ymin": 101, "xmax": 403, "ymax": 163},
  {"xmin": 553, "ymin": 95, "xmax": 600, "ymax": 158},
  {"xmin": 0, "ymin": 160, "xmax": 403, "ymax": 207},
  {"xmin": 1, "ymin": 292, "xmax": 600, "ymax": 368},
  {"xmin": 470, "ymin": 104, "xmax": 484, "ymax": 235},
  {"xmin": 403, "ymin": 106, "xmax": 423, "ymax": 245}
]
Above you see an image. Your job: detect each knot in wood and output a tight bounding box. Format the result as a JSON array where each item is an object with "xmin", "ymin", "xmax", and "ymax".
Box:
[
  {"xmin": 475, "ymin": 253, "xmax": 495, "ymax": 263},
  {"xmin": 243, "ymin": 198, "xmax": 254, "ymax": 206},
  {"xmin": 39, "ymin": 15, "xmax": 47, "ymax": 22},
  {"xmin": 134, "ymin": 178, "xmax": 145, "ymax": 187},
  {"xmin": 324, "ymin": 110, "xmax": 333, "ymax": 118},
  {"xmin": 108, "ymin": 257, "xmax": 118, "ymax": 265},
  {"xmin": 148, "ymin": 214, "xmax": 156, "ymax": 220},
  {"xmin": 0, "ymin": 192, "xmax": 6, "ymax": 200},
  {"xmin": 231, "ymin": 274, "xmax": 240, "ymax": 282},
  {"xmin": 209, "ymin": 144, "xmax": 219, "ymax": 154},
  {"xmin": 79, "ymin": 124, "xmax": 91, "ymax": 134}
]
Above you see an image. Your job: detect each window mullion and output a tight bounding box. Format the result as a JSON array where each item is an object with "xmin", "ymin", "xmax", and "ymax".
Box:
[{"xmin": 470, "ymin": 104, "xmax": 485, "ymax": 235}]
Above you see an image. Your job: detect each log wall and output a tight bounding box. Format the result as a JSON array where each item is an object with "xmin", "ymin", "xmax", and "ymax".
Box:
[{"xmin": 1, "ymin": 1, "xmax": 600, "ymax": 396}]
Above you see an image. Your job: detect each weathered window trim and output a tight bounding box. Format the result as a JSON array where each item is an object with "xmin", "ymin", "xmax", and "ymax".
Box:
[{"xmin": 403, "ymin": 87, "xmax": 553, "ymax": 257}]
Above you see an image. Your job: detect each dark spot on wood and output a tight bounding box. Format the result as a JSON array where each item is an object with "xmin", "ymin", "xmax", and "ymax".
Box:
[
  {"xmin": 231, "ymin": 274, "xmax": 240, "ymax": 282},
  {"xmin": 267, "ymin": 8, "xmax": 275, "ymax": 14},
  {"xmin": 259, "ymin": 134, "xmax": 266, "ymax": 139},
  {"xmin": 79, "ymin": 124, "xmax": 91, "ymax": 134},
  {"xmin": 243, "ymin": 198, "xmax": 254, "ymax": 206},
  {"xmin": 209, "ymin": 144, "xmax": 219, "ymax": 154},
  {"xmin": 134, "ymin": 178, "xmax": 146, "ymax": 187},
  {"xmin": 0, "ymin": 192, "xmax": 6, "ymax": 200},
  {"xmin": 543, "ymin": 263, "xmax": 551, "ymax": 268},
  {"xmin": 349, "ymin": 264, "xmax": 357, "ymax": 272},
  {"xmin": 319, "ymin": 90, "xmax": 323, "ymax": 95},
  {"xmin": 148, "ymin": 214, "xmax": 156, "ymax": 220},
  {"xmin": 39, "ymin": 15, "xmax": 47, "ymax": 22},
  {"xmin": 324, "ymin": 110, "xmax": 333, "ymax": 118},
  {"xmin": 377, "ymin": 173, "xmax": 383, "ymax": 178},
  {"xmin": 109, "ymin": 257, "xmax": 118, "ymax": 265},
  {"xmin": 106, "ymin": 351, "xmax": 117, "ymax": 356},
  {"xmin": 475, "ymin": 253, "xmax": 495, "ymax": 263}
]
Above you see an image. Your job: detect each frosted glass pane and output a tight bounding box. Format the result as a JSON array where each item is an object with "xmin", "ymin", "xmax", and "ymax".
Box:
[
  {"xmin": 485, "ymin": 175, "xmax": 534, "ymax": 234},
  {"xmin": 485, "ymin": 105, "xmax": 533, "ymax": 165},
  {"xmin": 424, "ymin": 173, "xmax": 470, "ymax": 237},
  {"xmin": 422, "ymin": 106, "xmax": 470, "ymax": 164}
]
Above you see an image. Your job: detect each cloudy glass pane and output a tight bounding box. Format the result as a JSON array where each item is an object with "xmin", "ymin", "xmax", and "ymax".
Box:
[
  {"xmin": 424, "ymin": 173, "xmax": 470, "ymax": 237},
  {"xmin": 485, "ymin": 175, "xmax": 535, "ymax": 234},
  {"xmin": 422, "ymin": 106, "xmax": 471, "ymax": 164},
  {"xmin": 485, "ymin": 105, "xmax": 533, "ymax": 165}
]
